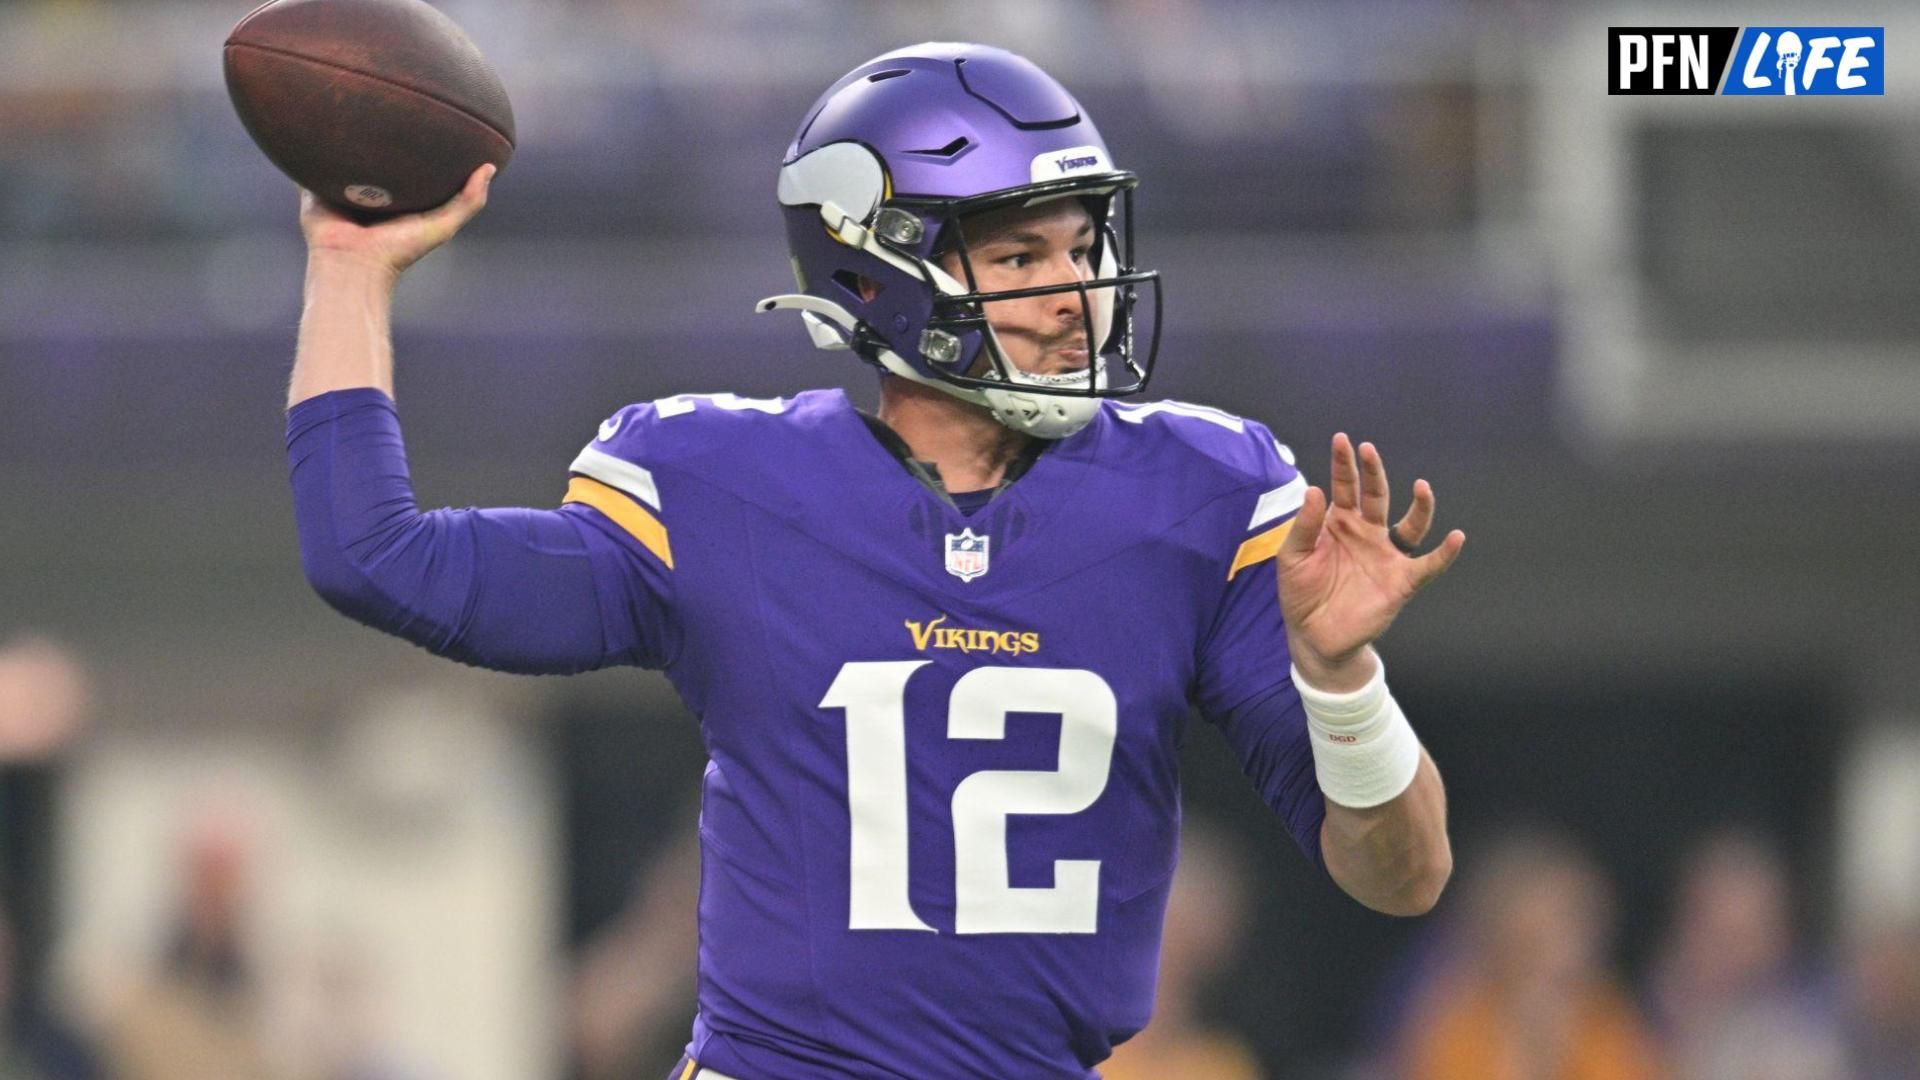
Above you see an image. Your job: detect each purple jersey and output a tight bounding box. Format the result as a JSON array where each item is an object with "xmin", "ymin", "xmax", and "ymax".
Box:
[{"xmin": 557, "ymin": 389, "xmax": 1320, "ymax": 1079}]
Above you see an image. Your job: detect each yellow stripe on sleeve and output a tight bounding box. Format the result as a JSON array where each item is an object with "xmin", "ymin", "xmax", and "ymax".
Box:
[
  {"xmin": 677, "ymin": 1059, "xmax": 697, "ymax": 1080},
  {"xmin": 564, "ymin": 476, "xmax": 674, "ymax": 569},
  {"xmin": 1227, "ymin": 520, "xmax": 1294, "ymax": 580}
]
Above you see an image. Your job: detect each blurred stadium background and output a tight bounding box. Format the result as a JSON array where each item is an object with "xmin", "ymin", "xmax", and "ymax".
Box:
[{"xmin": 3, "ymin": 0, "xmax": 1918, "ymax": 1077}]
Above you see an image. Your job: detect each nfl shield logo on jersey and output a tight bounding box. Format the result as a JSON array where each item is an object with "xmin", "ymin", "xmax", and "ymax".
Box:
[{"xmin": 944, "ymin": 528, "xmax": 991, "ymax": 582}]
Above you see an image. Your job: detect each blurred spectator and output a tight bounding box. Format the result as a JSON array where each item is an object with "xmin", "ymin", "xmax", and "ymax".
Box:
[
  {"xmin": 1648, "ymin": 829, "xmax": 1846, "ymax": 1080},
  {"xmin": 1, "ymin": 913, "xmax": 36, "ymax": 1080},
  {"xmin": 100, "ymin": 807, "xmax": 280, "ymax": 1080},
  {"xmin": 0, "ymin": 637, "xmax": 98, "ymax": 1080},
  {"xmin": 0, "ymin": 912, "xmax": 89, "ymax": 1080},
  {"xmin": 1101, "ymin": 818, "xmax": 1263, "ymax": 1080},
  {"xmin": 1394, "ymin": 827, "xmax": 1664, "ymax": 1080},
  {"xmin": 0, "ymin": 637, "xmax": 89, "ymax": 765},
  {"xmin": 567, "ymin": 824, "xmax": 700, "ymax": 1080},
  {"xmin": 1841, "ymin": 918, "xmax": 1920, "ymax": 1080}
]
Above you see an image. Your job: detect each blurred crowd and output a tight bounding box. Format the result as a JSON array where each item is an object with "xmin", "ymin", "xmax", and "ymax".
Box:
[
  {"xmin": 1121, "ymin": 822, "xmax": 1918, "ymax": 1080},
  {"xmin": 1371, "ymin": 827, "xmax": 1920, "ymax": 1080},
  {"xmin": 0, "ymin": 0, "xmax": 1493, "ymax": 243}
]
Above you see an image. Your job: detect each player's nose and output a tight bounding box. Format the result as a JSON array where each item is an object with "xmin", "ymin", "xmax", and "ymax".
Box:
[{"xmin": 1041, "ymin": 259, "xmax": 1092, "ymax": 319}]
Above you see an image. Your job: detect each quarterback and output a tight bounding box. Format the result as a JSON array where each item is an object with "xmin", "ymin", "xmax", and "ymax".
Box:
[{"xmin": 285, "ymin": 44, "xmax": 1462, "ymax": 1080}]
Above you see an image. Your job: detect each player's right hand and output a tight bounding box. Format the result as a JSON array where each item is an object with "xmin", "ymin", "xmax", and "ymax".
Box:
[{"xmin": 299, "ymin": 163, "xmax": 494, "ymax": 279}]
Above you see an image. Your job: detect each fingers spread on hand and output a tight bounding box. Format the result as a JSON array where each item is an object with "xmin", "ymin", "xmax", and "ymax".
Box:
[
  {"xmin": 1408, "ymin": 529, "xmax": 1466, "ymax": 591},
  {"xmin": 1358, "ymin": 441, "xmax": 1390, "ymax": 525},
  {"xmin": 1329, "ymin": 433, "xmax": 1360, "ymax": 511},
  {"xmin": 1393, "ymin": 478, "xmax": 1436, "ymax": 549},
  {"xmin": 1279, "ymin": 485, "xmax": 1327, "ymax": 561}
]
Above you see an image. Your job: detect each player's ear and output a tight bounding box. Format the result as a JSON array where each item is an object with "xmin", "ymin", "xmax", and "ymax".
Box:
[{"xmin": 857, "ymin": 275, "xmax": 883, "ymax": 303}]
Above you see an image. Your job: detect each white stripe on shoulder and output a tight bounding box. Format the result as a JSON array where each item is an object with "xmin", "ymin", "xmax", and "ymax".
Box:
[
  {"xmin": 1112, "ymin": 400, "xmax": 1245, "ymax": 433},
  {"xmin": 1248, "ymin": 474, "xmax": 1307, "ymax": 530},
  {"xmin": 570, "ymin": 445, "xmax": 661, "ymax": 511}
]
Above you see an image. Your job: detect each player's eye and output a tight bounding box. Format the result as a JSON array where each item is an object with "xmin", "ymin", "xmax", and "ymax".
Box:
[
  {"xmin": 996, "ymin": 251, "xmax": 1033, "ymax": 269},
  {"xmin": 1071, "ymin": 246, "xmax": 1091, "ymax": 264}
]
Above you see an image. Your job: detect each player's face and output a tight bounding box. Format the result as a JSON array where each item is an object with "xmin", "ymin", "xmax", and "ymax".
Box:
[{"xmin": 939, "ymin": 198, "xmax": 1097, "ymax": 378}]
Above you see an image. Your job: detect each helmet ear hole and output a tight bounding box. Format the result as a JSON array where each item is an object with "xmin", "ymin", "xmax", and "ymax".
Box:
[{"xmin": 831, "ymin": 270, "xmax": 881, "ymax": 303}]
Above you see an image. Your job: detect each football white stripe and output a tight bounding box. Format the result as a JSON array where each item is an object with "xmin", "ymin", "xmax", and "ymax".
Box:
[
  {"xmin": 570, "ymin": 445, "xmax": 661, "ymax": 511},
  {"xmin": 1248, "ymin": 474, "xmax": 1307, "ymax": 530}
]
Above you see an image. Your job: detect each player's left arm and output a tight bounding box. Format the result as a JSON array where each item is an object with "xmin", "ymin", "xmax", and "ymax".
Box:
[{"xmin": 1277, "ymin": 432, "xmax": 1464, "ymax": 916}]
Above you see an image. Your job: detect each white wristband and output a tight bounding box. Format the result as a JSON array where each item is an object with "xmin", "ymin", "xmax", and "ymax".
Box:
[{"xmin": 1293, "ymin": 655, "xmax": 1422, "ymax": 809}]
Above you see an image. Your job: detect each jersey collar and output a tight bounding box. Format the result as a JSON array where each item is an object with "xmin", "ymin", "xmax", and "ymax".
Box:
[{"xmin": 855, "ymin": 411, "xmax": 1049, "ymax": 507}]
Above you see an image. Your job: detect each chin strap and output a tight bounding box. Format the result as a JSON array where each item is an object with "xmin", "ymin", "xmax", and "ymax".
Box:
[
  {"xmin": 758, "ymin": 196, "xmax": 1105, "ymax": 441},
  {"xmin": 754, "ymin": 292, "xmax": 1100, "ymax": 440}
]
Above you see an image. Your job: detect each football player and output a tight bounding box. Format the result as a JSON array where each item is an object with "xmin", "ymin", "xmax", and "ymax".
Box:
[{"xmin": 286, "ymin": 43, "xmax": 1463, "ymax": 1080}]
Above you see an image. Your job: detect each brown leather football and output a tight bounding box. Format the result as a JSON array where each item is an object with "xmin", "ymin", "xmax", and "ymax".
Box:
[{"xmin": 224, "ymin": 0, "xmax": 515, "ymax": 218}]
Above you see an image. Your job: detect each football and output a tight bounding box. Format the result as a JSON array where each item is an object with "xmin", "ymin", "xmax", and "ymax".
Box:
[{"xmin": 224, "ymin": 0, "xmax": 515, "ymax": 218}]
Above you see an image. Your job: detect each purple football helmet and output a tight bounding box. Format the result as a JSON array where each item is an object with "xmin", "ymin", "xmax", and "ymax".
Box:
[{"xmin": 756, "ymin": 43, "xmax": 1162, "ymax": 438}]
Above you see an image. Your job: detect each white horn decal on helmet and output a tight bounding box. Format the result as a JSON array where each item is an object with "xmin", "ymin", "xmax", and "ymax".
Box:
[{"xmin": 775, "ymin": 142, "xmax": 885, "ymax": 221}]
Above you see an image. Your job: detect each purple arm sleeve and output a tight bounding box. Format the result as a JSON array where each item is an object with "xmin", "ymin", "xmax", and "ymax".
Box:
[
  {"xmin": 287, "ymin": 388, "xmax": 674, "ymax": 674},
  {"xmin": 1194, "ymin": 548, "xmax": 1327, "ymax": 872},
  {"xmin": 1211, "ymin": 679, "xmax": 1327, "ymax": 872}
]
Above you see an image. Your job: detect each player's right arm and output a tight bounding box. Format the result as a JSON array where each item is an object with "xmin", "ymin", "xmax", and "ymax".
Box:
[
  {"xmin": 285, "ymin": 167, "xmax": 677, "ymax": 674},
  {"xmin": 290, "ymin": 164, "xmax": 493, "ymax": 405}
]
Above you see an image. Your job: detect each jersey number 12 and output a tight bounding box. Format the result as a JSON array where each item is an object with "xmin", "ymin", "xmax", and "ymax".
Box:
[{"xmin": 820, "ymin": 661, "xmax": 1117, "ymax": 935}]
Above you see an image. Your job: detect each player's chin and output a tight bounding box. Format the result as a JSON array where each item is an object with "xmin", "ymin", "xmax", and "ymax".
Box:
[
  {"xmin": 998, "ymin": 345, "xmax": 1094, "ymax": 387},
  {"xmin": 1023, "ymin": 347, "xmax": 1089, "ymax": 377}
]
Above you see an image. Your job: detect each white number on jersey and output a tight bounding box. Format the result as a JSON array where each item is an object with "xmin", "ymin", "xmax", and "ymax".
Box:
[
  {"xmin": 653, "ymin": 392, "xmax": 789, "ymax": 418},
  {"xmin": 819, "ymin": 662, "xmax": 1118, "ymax": 935}
]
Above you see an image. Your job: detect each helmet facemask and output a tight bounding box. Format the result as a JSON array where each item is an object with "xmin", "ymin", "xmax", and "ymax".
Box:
[{"xmin": 905, "ymin": 181, "xmax": 1160, "ymax": 408}]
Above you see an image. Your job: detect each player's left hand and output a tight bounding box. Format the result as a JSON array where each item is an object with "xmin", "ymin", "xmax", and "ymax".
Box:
[{"xmin": 1276, "ymin": 433, "xmax": 1465, "ymax": 690}]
